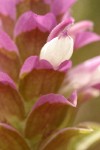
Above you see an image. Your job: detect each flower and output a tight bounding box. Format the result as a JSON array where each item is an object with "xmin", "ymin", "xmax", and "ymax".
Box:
[
  {"xmin": 40, "ymin": 35, "xmax": 73, "ymax": 68},
  {"xmin": 60, "ymin": 56, "xmax": 100, "ymax": 100},
  {"xmin": 48, "ymin": 19, "xmax": 100, "ymax": 49},
  {"xmin": 0, "ymin": 0, "xmax": 100, "ymax": 149},
  {"xmin": 69, "ymin": 20, "xmax": 100, "ymax": 49}
]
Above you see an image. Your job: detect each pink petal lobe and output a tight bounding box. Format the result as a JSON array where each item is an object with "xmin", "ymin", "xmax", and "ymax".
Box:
[
  {"xmin": 75, "ymin": 31, "xmax": 100, "ymax": 49},
  {"xmin": 92, "ymin": 83, "xmax": 100, "ymax": 90},
  {"xmin": 0, "ymin": 72, "xmax": 16, "ymax": 89},
  {"xmin": 69, "ymin": 20, "xmax": 93, "ymax": 35},
  {"xmin": 0, "ymin": 0, "xmax": 16, "ymax": 20},
  {"xmin": 20, "ymin": 56, "xmax": 53, "ymax": 78},
  {"xmin": 0, "ymin": 29, "xmax": 18, "ymax": 55},
  {"xmin": 61, "ymin": 56, "xmax": 100, "ymax": 100},
  {"xmin": 50, "ymin": 0, "xmax": 77, "ymax": 16},
  {"xmin": 48, "ymin": 17, "xmax": 74, "ymax": 41},
  {"xmin": 58, "ymin": 60, "xmax": 72, "ymax": 72},
  {"xmin": 14, "ymin": 11, "xmax": 57, "ymax": 37}
]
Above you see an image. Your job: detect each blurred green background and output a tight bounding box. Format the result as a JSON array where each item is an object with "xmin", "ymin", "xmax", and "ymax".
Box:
[{"xmin": 71, "ymin": 0, "xmax": 100, "ymax": 124}]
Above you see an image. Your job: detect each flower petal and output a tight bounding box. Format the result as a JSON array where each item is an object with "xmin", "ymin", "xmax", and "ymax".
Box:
[
  {"xmin": 0, "ymin": 29, "xmax": 18, "ymax": 54},
  {"xmin": 25, "ymin": 93, "xmax": 77, "ymax": 144},
  {"xmin": 0, "ymin": 0, "xmax": 16, "ymax": 20},
  {"xmin": 48, "ymin": 0, "xmax": 77, "ymax": 16},
  {"xmin": 58, "ymin": 60, "xmax": 72, "ymax": 72},
  {"xmin": 19, "ymin": 56, "xmax": 66, "ymax": 101},
  {"xmin": 69, "ymin": 20, "xmax": 93, "ymax": 35},
  {"xmin": 40, "ymin": 36, "xmax": 73, "ymax": 68},
  {"xmin": 47, "ymin": 18, "xmax": 74, "ymax": 41},
  {"xmin": 0, "ymin": 0, "xmax": 23, "ymax": 36},
  {"xmin": 0, "ymin": 0, "xmax": 23, "ymax": 19},
  {"xmin": 60, "ymin": 56, "xmax": 100, "ymax": 100},
  {"xmin": 74, "ymin": 31, "xmax": 100, "ymax": 49},
  {"xmin": 92, "ymin": 83, "xmax": 100, "ymax": 90},
  {"xmin": 68, "ymin": 56, "xmax": 100, "ymax": 90},
  {"xmin": 0, "ymin": 123, "xmax": 30, "ymax": 150},
  {"xmin": 0, "ymin": 72, "xmax": 25, "ymax": 123}
]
